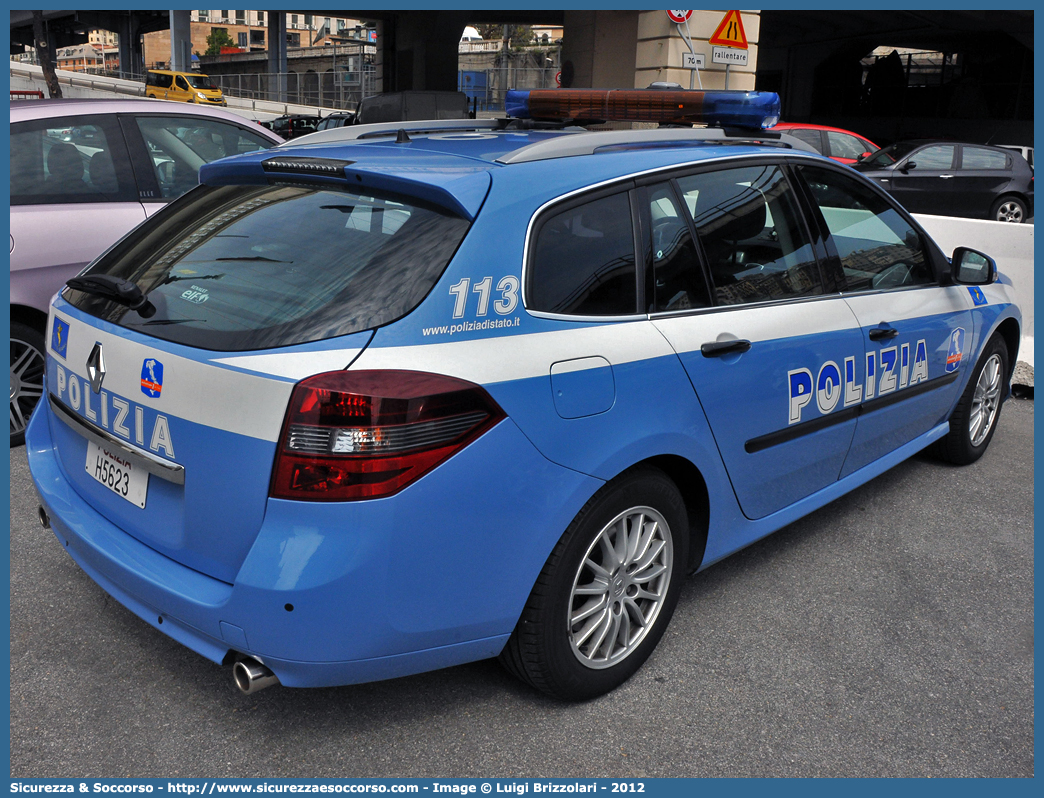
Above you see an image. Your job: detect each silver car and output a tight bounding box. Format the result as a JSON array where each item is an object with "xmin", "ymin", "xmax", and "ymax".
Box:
[{"xmin": 10, "ymin": 98, "xmax": 283, "ymax": 444}]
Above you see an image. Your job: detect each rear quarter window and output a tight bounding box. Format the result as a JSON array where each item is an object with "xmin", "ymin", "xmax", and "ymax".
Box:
[
  {"xmin": 64, "ymin": 184, "xmax": 471, "ymax": 351},
  {"xmin": 10, "ymin": 115, "xmax": 137, "ymax": 205},
  {"xmin": 527, "ymin": 191, "xmax": 638, "ymax": 316},
  {"xmin": 787, "ymin": 129, "xmax": 824, "ymax": 153},
  {"xmin": 961, "ymin": 147, "xmax": 1009, "ymax": 170}
]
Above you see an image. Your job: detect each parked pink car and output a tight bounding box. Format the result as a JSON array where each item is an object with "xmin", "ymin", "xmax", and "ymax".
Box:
[{"xmin": 10, "ymin": 98, "xmax": 283, "ymax": 444}]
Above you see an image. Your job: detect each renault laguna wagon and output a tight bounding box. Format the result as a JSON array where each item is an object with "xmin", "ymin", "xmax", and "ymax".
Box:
[{"xmin": 27, "ymin": 90, "xmax": 1020, "ymax": 700}]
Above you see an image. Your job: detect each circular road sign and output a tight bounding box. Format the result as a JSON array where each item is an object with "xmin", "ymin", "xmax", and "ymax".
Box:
[
  {"xmin": 666, "ymin": 10, "xmax": 693, "ymax": 24},
  {"xmin": 555, "ymin": 71, "xmax": 562, "ymax": 87}
]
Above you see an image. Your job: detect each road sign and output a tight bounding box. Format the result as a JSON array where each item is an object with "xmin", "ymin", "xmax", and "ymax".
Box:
[
  {"xmin": 709, "ymin": 10, "xmax": 748, "ymax": 49},
  {"xmin": 555, "ymin": 71, "xmax": 562, "ymax": 87},
  {"xmin": 666, "ymin": 10, "xmax": 692, "ymax": 24},
  {"xmin": 712, "ymin": 46, "xmax": 748, "ymax": 66},
  {"xmin": 683, "ymin": 52, "xmax": 705, "ymax": 69}
]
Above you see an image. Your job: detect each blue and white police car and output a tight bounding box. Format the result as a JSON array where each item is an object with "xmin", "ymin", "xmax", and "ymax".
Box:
[{"xmin": 27, "ymin": 89, "xmax": 1021, "ymax": 700}]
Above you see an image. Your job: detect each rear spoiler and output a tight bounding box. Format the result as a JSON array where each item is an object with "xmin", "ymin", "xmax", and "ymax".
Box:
[{"xmin": 199, "ymin": 151, "xmax": 493, "ymax": 221}]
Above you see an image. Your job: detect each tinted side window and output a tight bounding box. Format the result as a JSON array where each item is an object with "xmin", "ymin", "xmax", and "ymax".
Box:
[
  {"xmin": 134, "ymin": 116, "xmax": 274, "ymax": 199},
  {"xmin": 677, "ymin": 165, "xmax": 822, "ymax": 306},
  {"xmin": 908, "ymin": 145, "xmax": 955, "ymax": 170},
  {"xmin": 175, "ymin": 75, "xmax": 189, "ymax": 90},
  {"xmin": 798, "ymin": 165, "xmax": 932, "ymax": 292},
  {"xmin": 787, "ymin": 129, "xmax": 823, "ymax": 153},
  {"xmin": 528, "ymin": 192, "xmax": 637, "ymax": 315},
  {"xmin": 10, "ymin": 116, "xmax": 136, "ymax": 205},
  {"xmin": 827, "ymin": 131, "xmax": 870, "ymax": 160},
  {"xmin": 961, "ymin": 147, "xmax": 1008, "ymax": 170}
]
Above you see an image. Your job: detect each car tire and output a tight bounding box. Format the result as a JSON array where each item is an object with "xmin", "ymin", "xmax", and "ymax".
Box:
[
  {"xmin": 11, "ymin": 321, "xmax": 46, "ymax": 447},
  {"xmin": 991, "ymin": 195, "xmax": 1026, "ymax": 223},
  {"xmin": 933, "ymin": 333, "xmax": 1008, "ymax": 465},
  {"xmin": 500, "ymin": 467, "xmax": 689, "ymax": 700}
]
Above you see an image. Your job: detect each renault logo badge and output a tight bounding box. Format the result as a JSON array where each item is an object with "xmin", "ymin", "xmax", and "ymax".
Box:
[{"xmin": 86, "ymin": 343, "xmax": 105, "ymax": 394}]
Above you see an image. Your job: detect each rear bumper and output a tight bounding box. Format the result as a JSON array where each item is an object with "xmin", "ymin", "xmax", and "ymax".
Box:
[{"xmin": 27, "ymin": 403, "xmax": 601, "ymax": 688}]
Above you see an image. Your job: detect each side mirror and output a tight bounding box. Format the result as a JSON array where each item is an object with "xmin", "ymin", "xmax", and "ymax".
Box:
[
  {"xmin": 857, "ymin": 151, "xmax": 872, "ymax": 161},
  {"xmin": 899, "ymin": 160, "xmax": 916, "ymax": 173},
  {"xmin": 951, "ymin": 247, "xmax": 996, "ymax": 285}
]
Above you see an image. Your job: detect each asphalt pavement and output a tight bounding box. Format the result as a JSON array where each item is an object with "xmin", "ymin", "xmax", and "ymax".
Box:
[{"xmin": 9, "ymin": 398, "xmax": 1034, "ymax": 778}]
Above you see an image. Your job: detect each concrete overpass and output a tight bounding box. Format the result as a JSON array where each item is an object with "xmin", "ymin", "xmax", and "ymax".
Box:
[{"xmin": 12, "ymin": 9, "xmax": 1032, "ymax": 144}]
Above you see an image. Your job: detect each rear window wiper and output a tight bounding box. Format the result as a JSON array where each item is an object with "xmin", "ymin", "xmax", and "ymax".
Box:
[
  {"xmin": 214, "ymin": 255, "xmax": 290, "ymax": 263},
  {"xmin": 160, "ymin": 273, "xmax": 225, "ymax": 285},
  {"xmin": 66, "ymin": 275, "xmax": 156, "ymax": 318}
]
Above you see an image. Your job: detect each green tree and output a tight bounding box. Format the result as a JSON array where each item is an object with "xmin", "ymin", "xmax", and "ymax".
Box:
[
  {"xmin": 472, "ymin": 23, "xmax": 535, "ymax": 46},
  {"xmin": 474, "ymin": 24, "xmax": 501, "ymax": 41},
  {"xmin": 204, "ymin": 28, "xmax": 235, "ymax": 55},
  {"xmin": 508, "ymin": 25, "xmax": 534, "ymax": 47}
]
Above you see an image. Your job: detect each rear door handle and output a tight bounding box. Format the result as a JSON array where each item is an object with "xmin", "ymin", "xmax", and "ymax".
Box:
[
  {"xmin": 869, "ymin": 326, "xmax": 899, "ymax": 341},
  {"xmin": 940, "ymin": 174, "xmax": 955, "ymax": 179},
  {"xmin": 701, "ymin": 339, "xmax": 752, "ymax": 357}
]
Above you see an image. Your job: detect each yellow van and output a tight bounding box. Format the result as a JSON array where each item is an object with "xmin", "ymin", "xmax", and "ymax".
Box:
[{"xmin": 145, "ymin": 70, "xmax": 226, "ymax": 106}]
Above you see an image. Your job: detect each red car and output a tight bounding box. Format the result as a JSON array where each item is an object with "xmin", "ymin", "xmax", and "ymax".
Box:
[{"xmin": 773, "ymin": 123, "xmax": 879, "ymax": 165}]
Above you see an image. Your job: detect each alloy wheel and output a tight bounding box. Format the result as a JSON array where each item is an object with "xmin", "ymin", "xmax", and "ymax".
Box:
[{"xmin": 568, "ymin": 506, "xmax": 673, "ymax": 669}]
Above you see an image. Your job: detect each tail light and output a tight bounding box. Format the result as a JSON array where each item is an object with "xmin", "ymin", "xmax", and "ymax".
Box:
[{"xmin": 270, "ymin": 370, "xmax": 505, "ymax": 501}]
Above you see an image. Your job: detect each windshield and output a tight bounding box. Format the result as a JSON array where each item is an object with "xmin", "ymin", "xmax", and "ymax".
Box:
[
  {"xmin": 64, "ymin": 183, "xmax": 471, "ymax": 351},
  {"xmin": 186, "ymin": 74, "xmax": 218, "ymax": 90},
  {"xmin": 855, "ymin": 142, "xmax": 918, "ymax": 170}
]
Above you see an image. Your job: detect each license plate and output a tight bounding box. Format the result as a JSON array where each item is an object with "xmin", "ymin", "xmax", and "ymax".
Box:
[{"xmin": 85, "ymin": 441, "xmax": 148, "ymax": 508}]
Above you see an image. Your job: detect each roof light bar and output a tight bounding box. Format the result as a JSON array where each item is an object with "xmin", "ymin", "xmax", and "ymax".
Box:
[{"xmin": 505, "ymin": 89, "xmax": 781, "ymax": 130}]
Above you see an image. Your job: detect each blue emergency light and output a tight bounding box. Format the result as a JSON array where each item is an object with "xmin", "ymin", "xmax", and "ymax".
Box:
[{"xmin": 505, "ymin": 89, "xmax": 781, "ymax": 129}]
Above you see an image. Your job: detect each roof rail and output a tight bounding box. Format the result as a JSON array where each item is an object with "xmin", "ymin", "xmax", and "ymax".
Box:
[
  {"xmin": 289, "ymin": 118, "xmax": 505, "ymax": 147},
  {"xmin": 496, "ymin": 127, "xmax": 818, "ymax": 164}
]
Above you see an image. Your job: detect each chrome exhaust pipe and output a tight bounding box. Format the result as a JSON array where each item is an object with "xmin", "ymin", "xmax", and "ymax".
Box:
[
  {"xmin": 38, "ymin": 506, "xmax": 50, "ymax": 529},
  {"xmin": 232, "ymin": 658, "xmax": 279, "ymax": 694}
]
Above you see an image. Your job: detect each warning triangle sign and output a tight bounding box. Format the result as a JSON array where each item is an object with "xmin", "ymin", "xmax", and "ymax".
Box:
[{"xmin": 709, "ymin": 10, "xmax": 748, "ymax": 49}]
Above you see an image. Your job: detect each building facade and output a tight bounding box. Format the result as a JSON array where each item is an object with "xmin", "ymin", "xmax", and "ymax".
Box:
[{"xmin": 142, "ymin": 10, "xmax": 369, "ymax": 70}]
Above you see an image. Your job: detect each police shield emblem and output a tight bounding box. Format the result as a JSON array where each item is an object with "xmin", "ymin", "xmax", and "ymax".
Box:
[
  {"xmin": 945, "ymin": 328, "xmax": 965, "ymax": 373},
  {"xmin": 51, "ymin": 317, "xmax": 69, "ymax": 359},
  {"xmin": 141, "ymin": 358, "xmax": 164, "ymax": 398}
]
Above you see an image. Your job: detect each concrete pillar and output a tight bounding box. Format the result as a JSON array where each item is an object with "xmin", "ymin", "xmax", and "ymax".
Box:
[
  {"xmin": 635, "ymin": 10, "xmax": 760, "ymax": 91},
  {"xmin": 383, "ymin": 11, "xmax": 468, "ymax": 92},
  {"xmin": 780, "ymin": 44, "xmax": 823, "ymax": 120},
  {"xmin": 169, "ymin": 9, "xmax": 192, "ymax": 72},
  {"xmin": 373, "ymin": 20, "xmax": 385, "ymax": 94},
  {"xmin": 268, "ymin": 11, "xmax": 287, "ymax": 101},
  {"xmin": 116, "ymin": 14, "xmax": 137, "ymax": 78},
  {"xmin": 561, "ymin": 10, "xmax": 639, "ymax": 89}
]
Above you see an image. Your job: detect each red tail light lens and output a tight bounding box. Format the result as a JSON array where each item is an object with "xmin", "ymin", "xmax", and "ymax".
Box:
[{"xmin": 270, "ymin": 370, "xmax": 505, "ymax": 501}]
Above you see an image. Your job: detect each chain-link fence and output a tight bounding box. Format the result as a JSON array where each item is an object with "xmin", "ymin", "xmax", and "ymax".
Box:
[
  {"xmin": 208, "ymin": 69, "xmax": 380, "ymax": 110},
  {"xmin": 206, "ymin": 64, "xmax": 560, "ymax": 113},
  {"xmin": 458, "ymin": 65, "xmax": 561, "ymax": 112}
]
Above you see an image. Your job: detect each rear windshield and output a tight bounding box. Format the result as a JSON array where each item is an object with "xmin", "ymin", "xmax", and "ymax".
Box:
[{"xmin": 64, "ymin": 183, "xmax": 471, "ymax": 351}]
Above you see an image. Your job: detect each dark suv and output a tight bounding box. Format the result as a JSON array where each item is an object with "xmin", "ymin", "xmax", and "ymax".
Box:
[{"xmin": 259, "ymin": 114, "xmax": 321, "ymax": 139}]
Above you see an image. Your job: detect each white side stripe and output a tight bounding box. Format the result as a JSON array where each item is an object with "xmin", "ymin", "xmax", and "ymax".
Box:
[
  {"xmin": 50, "ymin": 311, "xmax": 295, "ymax": 442},
  {"xmin": 210, "ymin": 350, "xmax": 362, "ymax": 380},
  {"xmin": 352, "ymin": 322, "xmax": 675, "ymax": 384},
  {"xmin": 652, "ymin": 297, "xmax": 857, "ymax": 355}
]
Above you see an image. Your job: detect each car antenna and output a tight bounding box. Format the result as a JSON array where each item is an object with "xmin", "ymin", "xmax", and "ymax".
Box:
[{"xmin": 395, "ymin": 128, "xmax": 412, "ymax": 144}]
